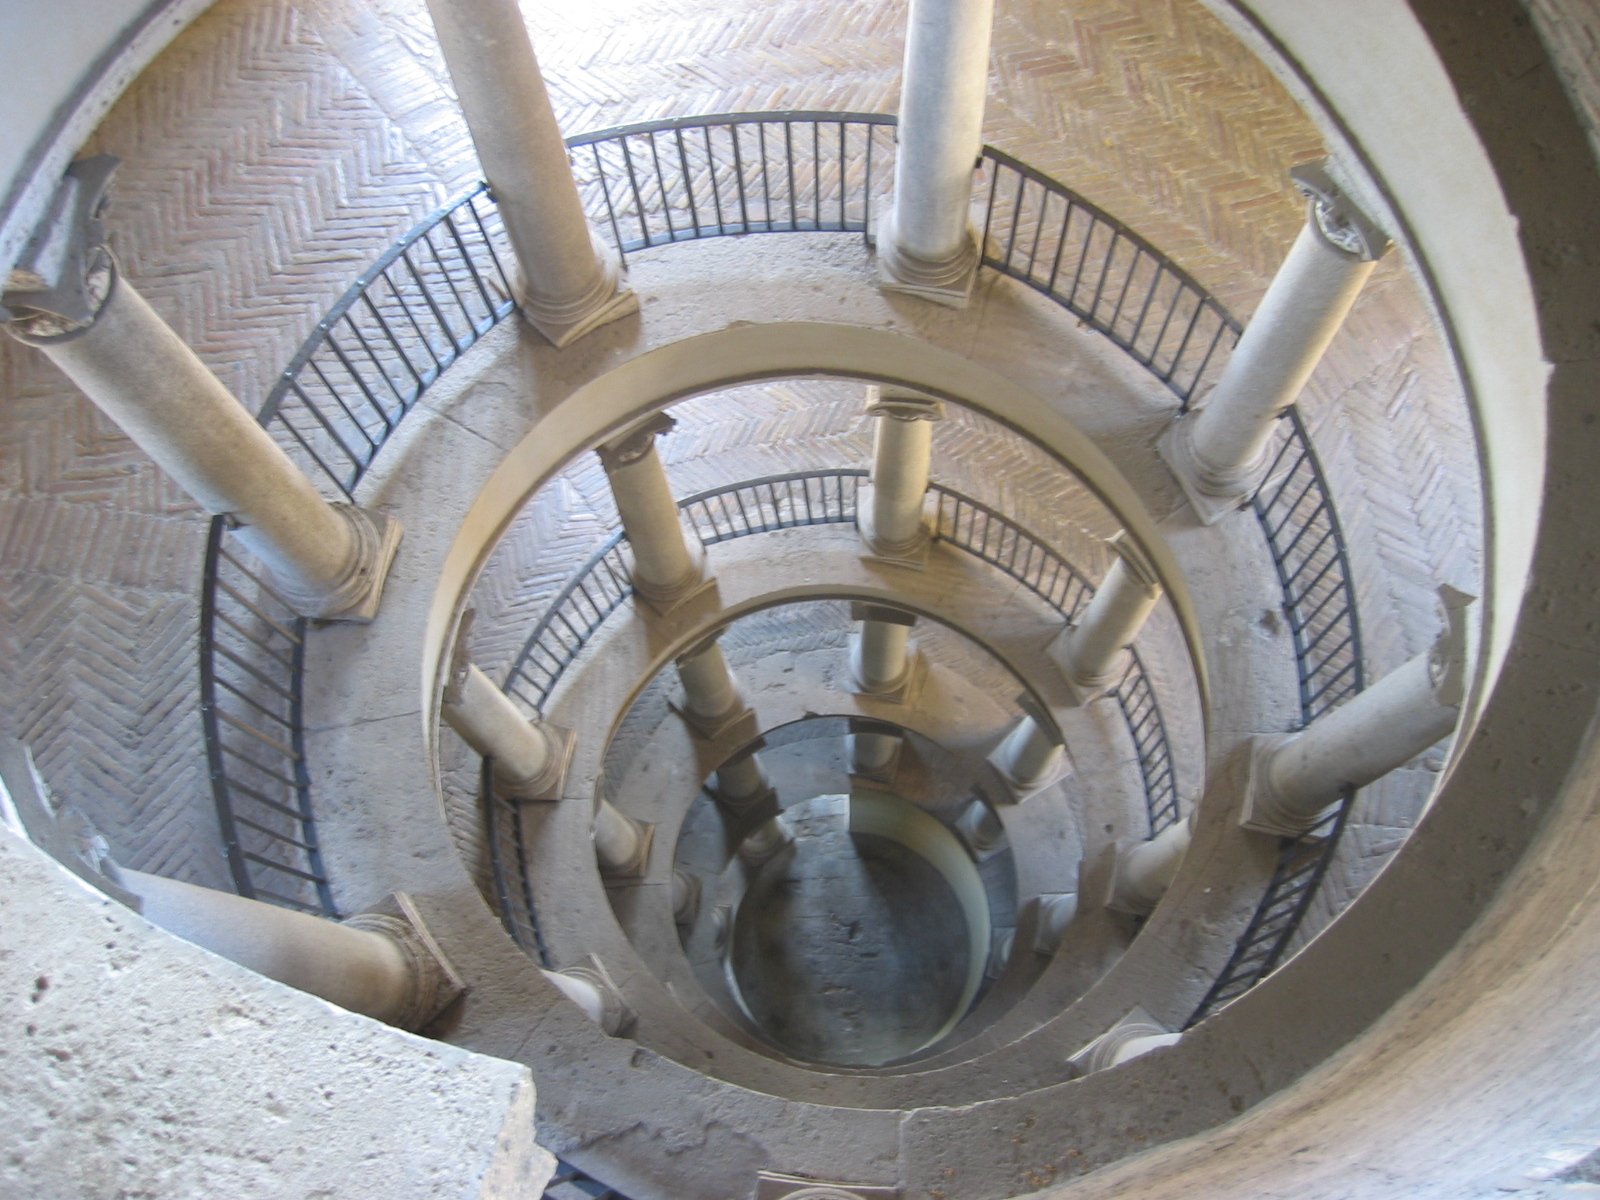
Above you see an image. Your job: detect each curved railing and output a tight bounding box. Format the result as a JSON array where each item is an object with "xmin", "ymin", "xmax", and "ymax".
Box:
[
  {"xmin": 200, "ymin": 114, "xmax": 1362, "ymax": 1030},
  {"xmin": 200, "ymin": 184, "xmax": 516, "ymax": 915},
  {"xmin": 486, "ymin": 469, "xmax": 1185, "ymax": 964}
]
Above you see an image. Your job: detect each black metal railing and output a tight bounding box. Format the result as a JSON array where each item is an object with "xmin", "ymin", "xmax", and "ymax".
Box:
[
  {"xmin": 1186, "ymin": 792, "xmax": 1353, "ymax": 1026},
  {"xmin": 976, "ymin": 146, "xmax": 1241, "ymax": 407},
  {"xmin": 200, "ymin": 184, "xmax": 518, "ymax": 915},
  {"xmin": 495, "ymin": 469, "xmax": 1181, "ymax": 857},
  {"xmin": 1253, "ymin": 408, "xmax": 1365, "ymax": 724},
  {"xmin": 262, "ymin": 183, "xmax": 516, "ymax": 497},
  {"xmin": 568, "ymin": 113, "xmax": 896, "ymax": 254}
]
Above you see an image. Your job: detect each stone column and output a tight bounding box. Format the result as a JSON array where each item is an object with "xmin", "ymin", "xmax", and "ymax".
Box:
[
  {"xmin": 422, "ymin": 0, "xmax": 636, "ymax": 346},
  {"xmin": 122, "ymin": 870, "xmax": 459, "ymax": 1032},
  {"xmin": 1069, "ymin": 1008, "xmax": 1181, "ymax": 1076},
  {"xmin": 991, "ymin": 705, "xmax": 1067, "ymax": 796},
  {"xmin": 878, "ymin": 0, "xmax": 996, "ymax": 305},
  {"xmin": 860, "ymin": 388, "xmax": 943, "ymax": 559},
  {"xmin": 1051, "ymin": 533, "xmax": 1163, "ymax": 703},
  {"xmin": 715, "ymin": 747, "xmax": 774, "ymax": 809},
  {"xmin": 1243, "ymin": 591, "xmax": 1472, "ymax": 836},
  {"xmin": 1105, "ymin": 816, "xmax": 1193, "ymax": 916},
  {"xmin": 738, "ymin": 815, "xmax": 793, "ymax": 866},
  {"xmin": 442, "ymin": 658, "xmax": 571, "ymax": 801},
  {"xmin": 1032, "ymin": 892, "xmax": 1079, "ymax": 954},
  {"xmin": 593, "ymin": 800, "xmax": 652, "ymax": 877},
  {"xmin": 849, "ymin": 726, "xmax": 902, "ymax": 776},
  {"xmin": 2, "ymin": 158, "xmax": 400, "ymax": 622},
  {"xmin": 598, "ymin": 414, "xmax": 708, "ymax": 612},
  {"xmin": 541, "ymin": 963, "xmax": 634, "ymax": 1036},
  {"xmin": 954, "ymin": 797, "xmax": 1005, "ymax": 859},
  {"xmin": 675, "ymin": 637, "xmax": 747, "ymax": 734},
  {"xmin": 850, "ymin": 602, "xmax": 919, "ymax": 697},
  {"xmin": 1160, "ymin": 162, "xmax": 1391, "ymax": 523}
]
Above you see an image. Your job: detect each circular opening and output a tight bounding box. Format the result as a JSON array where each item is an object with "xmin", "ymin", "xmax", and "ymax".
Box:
[{"xmin": 726, "ymin": 793, "xmax": 976, "ymax": 1067}]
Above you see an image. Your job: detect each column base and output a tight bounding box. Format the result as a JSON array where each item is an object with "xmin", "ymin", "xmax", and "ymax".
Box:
[
  {"xmin": 516, "ymin": 232, "xmax": 639, "ymax": 349},
  {"xmin": 1239, "ymin": 732, "xmax": 1333, "ymax": 837},
  {"xmin": 669, "ymin": 689, "xmax": 756, "ymax": 742},
  {"xmin": 629, "ymin": 539, "xmax": 715, "ymax": 617},
  {"xmin": 1102, "ymin": 837, "xmax": 1155, "ymax": 916},
  {"xmin": 492, "ymin": 723, "xmax": 576, "ymax": 803},
  {"xmin": 855, "ymin": 487, "xmax": 932, "ymax": 568},
  {"xmin": 848, "ymin": 639, "xmax": 926, "ymax": 705},
  {"xmin": 988, "ymin": 723, "xmax": 1072, "ymax": 802},
  {"xmin": 875, "ymin": 207, "xmax": 981, "ymax": 308},
  {"xmin": 671, "ymin": 870, "xmax": 703, "ymax": 927},
  {"xmin": 275, "ymin": 504, "xmax": 404, "ymax": 624},
  {"xmin": 343, "ymin": 892, "xmax": 467, "ymax": 1032},
  {"xmin": 1048, "ymin": 625, "xmax": 1125, "ymax": 706},
  {"xmin": 597, "ymin": 815, "xmax": 655, "ymax": 881},
  {"xmin": 1157, "ymin": 413, "xmax": 1266, "ymax": 526}
]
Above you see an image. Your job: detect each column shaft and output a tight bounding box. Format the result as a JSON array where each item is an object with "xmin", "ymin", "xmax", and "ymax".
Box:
[
  {"xmin": 1190, "ymin": 221, "xmax": 1375, "ymax": 484},
  {"xmin": 19, "ymin": 275, "xmax": 396, "ymax": 620},
  {"xmin": 850, "ymin": 730, "xmax": 901, "ymax": 775},
  {"xmin": 677, "ymin": 640, "xmax": 742, "ymax": 726},
  {"xmin": 853, "ymin": 619, "xmax": 912, "ymax": 693},
  {"xmin": 863, "ymin": 390, "xmax": 942, "ymax": 556},
  {"xmin": 1244, "ymin": 591, "xmax": 1471, "ymax": 835},
  {"xmin": 442, "ymin": 663, "xmax": 564, "ymax": 799},
  {"xmin": 880, "ymin": 0, "xmax": 996, "ymax": 301},
  {"xmin": 593, "ymin": 801, "xmax": 649, "ymax": 876},
  {"xmin": 994, "ymin": 716, "xmax": 1064, "ymax": 792},
  {"xmin": 423, "ymin": 0, "xmax": 634, "ymax": 345},
  {"xmin": 1107, "ymin": 819, "xmax": 1192, "ymax": 915},
  {"xmin": 1266, "ymin": 656, "xmax": 1454, "ymax": 816},
  {"xmin": 124, "ymin": 870, "xmax": 427, "ymax": 1029},
  {"xmin": 600, "ymin": 425, "xmax": 704, "ymax": 605},
  {"xmin": 716, "ymin": 752, "xmax": 772, "ymax": 807},
  {"xmin": 1053, "ymin": 535, "xmax": 1163, "ymax": 697}
]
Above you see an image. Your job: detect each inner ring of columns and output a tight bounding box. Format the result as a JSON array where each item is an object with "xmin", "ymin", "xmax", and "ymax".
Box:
[{"xmin": 438, "ymin": 362, "xmax": 1209, "ymax": 1077}]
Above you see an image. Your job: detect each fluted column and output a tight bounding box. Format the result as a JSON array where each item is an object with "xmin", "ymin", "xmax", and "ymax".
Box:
[
  {"xmin": 878, "ymin": 0, "xmax": 996, "ymax": 305},
  {"xmin": 1161, "ymin": 162, "xmax": 1390, "ymax": 523},
  {"xmin": 423, "ymin": 0, "xmax": 636, "ymax": 346},
  {"xmin": 593, "ymin": 800, "xmax": 652, "ymax": 877},
  {"xmin": 1105, "ymin": 816, "xmax": 1193, "ymax": 916},
  {"xmin": 1242, "ymin": 589, "xmax": 1472, "ymax": 836},
  {"xmin": 2, "ymin": 158, "xmax": 400, "ymax": 622},
  {"xmin": 991, "ymin": 704, "xmax": 1068, "ymax": 796},
  {"xmin": 123, "ymin": 871, "xmax": 460, "ymax": 1032},
  {"xmin": 860, "ymin": 388, "xmax": 943, "ymax": 560},
  {"xmin": 597, "ymin": 415, "xmax": 708, "ymax": 611},
  {"xmin": 442, "ymin": 658, "xmax": 571, "ymax": 801},
  {"xmin": 1051, "ymin": 533, "xmax": 1163, "ymax": 703}
]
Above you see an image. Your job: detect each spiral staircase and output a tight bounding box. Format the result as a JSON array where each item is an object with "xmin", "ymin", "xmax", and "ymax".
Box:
[{"xmin": 3, "ymin": 2, "xmax": 1599, "ymax": 1199}]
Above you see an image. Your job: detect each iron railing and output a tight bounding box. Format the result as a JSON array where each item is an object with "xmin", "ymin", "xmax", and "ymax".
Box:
[
  {"xmin": 200, "ymin": 184, "xmax": 518, "ymax": 915},
  {"xmin": 976, "ymin": 146, "xmax": 1241, "ymax": 407},
  {"xmin": 1186, "ymin": 792, "xmax": 1353, "ymax": 1026}
]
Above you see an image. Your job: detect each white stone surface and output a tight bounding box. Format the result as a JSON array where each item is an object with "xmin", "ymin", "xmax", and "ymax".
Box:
[{"xmin": 0, "ymin": 825, "xmax": 550, "ymax": 1200}]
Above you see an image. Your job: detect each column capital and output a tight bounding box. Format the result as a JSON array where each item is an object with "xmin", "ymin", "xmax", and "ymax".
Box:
[
  {"xmin": 596, "ymin": 411, "xmax": 675, "ymax": 469},
  {"xmin": 1291, "ymin": 159, "xmax": 1391, "ymax": 262},
  {"xmin": 864, "ymin": 385, "xmax": 945, "ymax": 422},
  {"xmin": 1105, "ymin": 531, "xmax": 1161, "ymax": 593},
  {"xmin": 2, "ymin": 155, "xmax": 120, "ymax": 340}
]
